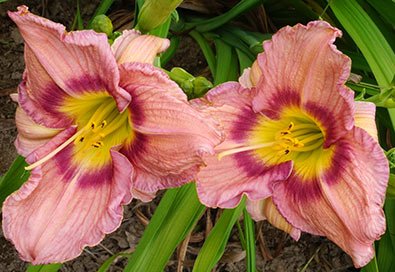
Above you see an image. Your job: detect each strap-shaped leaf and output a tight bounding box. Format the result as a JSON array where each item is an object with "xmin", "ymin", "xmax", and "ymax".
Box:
[
  {"xmin": 192, "ymin": 199, "xmax": 246, "ymax": 272},
  {"xmin": 124, "ymin": 183, "xmax": 205, "ymax": 272}
]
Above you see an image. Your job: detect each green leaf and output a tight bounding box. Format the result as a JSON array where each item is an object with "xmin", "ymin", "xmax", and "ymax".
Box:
[
  {"xmin": 186, "ymin": 0, "xmax": 263, "ymax": 32},
  {"xmin": 189, "ymin": 30, "xmax": 217, "ymax": 78},
  {"xmin": 216, "ymin": 29, "xmax": 255, "ymax": 61},
  {"xmin": 236, "ymin": 48, "xmax": 253, "ymax": 73},
  {"xmin": 361, "ymin": 255, "xmax": 379, "ymax": 272},
  {"xmin": 330, "ymin": 0, "xmax": 395, "ymax": 87},
  {"xmin": 366, "ymin": 0, "xmax": 395, "ymax": 29},
  {"xmin": 97, "ymin": 252, "xmax": 130, "ymax": 272},
  {"xmin": 124, "ymin": 183, "xmax": 205, "ymax": 272},
  {"xmin": 0, "ymin": 156, "xmax": 29, "ymax": 209},
  {"xmin": 243, "ymin": 209, "xmax": 256, "ymax": 272},
  {"xmin": 192, "ymin": 199, "xmax": 246, "ymax": 272},
  {"xmin": 214, "ymin": 39, "xmax": 233, "ymax": 85},
  {"xmin": 377, "ymin": 200, "xmax": 395, "ymax": 272},
  {"xmin": 160, "ymin": 36, "xmax": 180, "ymax": 66},
  {"xmin": 26, "ymin": 264, "xmax": 62, "ymax": 272},
  {"xmin": 387, "ymin": 174, "xmax": 395, "ymax": 199}
]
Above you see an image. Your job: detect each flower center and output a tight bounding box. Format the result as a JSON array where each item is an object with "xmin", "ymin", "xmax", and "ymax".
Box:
[
  {"xmin": 25, "ymin": 94, "xmax": 132, "ymax": 170},
  {"xmin": 73, "ymin": 99, "xmax": 130, "ymax": 150},
  {"xmin": 270, "ymin": 120, "xmax": 323, "ymax": 157},
  {"xmin": 217, "ymin": 109, "xmax": 325, "ymax": 165}
]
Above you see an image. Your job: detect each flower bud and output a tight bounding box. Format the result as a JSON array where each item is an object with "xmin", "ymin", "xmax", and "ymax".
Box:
[{"xmin": 91, "ymin": 14, "xmax": 113, "ymax": 37}]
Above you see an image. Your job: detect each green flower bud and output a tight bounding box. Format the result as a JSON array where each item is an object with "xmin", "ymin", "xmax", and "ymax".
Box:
[
  {"xmin": 137, "ymin": 0, "xmax": 183, "ymax": 32},
  {"xmin": 193, "ymin": 76, "xmax": 213, "ymax": 97},
  {"xmin": 91, "ymin": 14, "xmax": 113, "ymax": 37}
]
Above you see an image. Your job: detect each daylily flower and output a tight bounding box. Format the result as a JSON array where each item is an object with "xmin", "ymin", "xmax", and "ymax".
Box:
[
  {"xmin": 4, "ymin": 6, "xmax": 222, "ymax": 264},
  {"xmin": 193, "ymin": 21, "xmax": 388, "ymax": 267}
]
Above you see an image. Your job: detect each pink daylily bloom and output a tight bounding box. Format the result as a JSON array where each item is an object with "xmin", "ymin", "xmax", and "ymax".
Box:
[
  {"xmin": 194, "ymin": 21, "xmax": 388, "ymax": 267},
  {"xmin": 4, "ymin": 6, "xmax": 222, "ymax": 264}
]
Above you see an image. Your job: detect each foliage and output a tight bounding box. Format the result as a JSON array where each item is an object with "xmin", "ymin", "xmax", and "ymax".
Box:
[{"xmin": 1, "ymin": 0, "xmax": 394, "ymax": 271}]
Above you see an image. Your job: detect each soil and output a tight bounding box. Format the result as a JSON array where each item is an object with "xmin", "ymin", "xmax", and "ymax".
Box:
[{"xmin": 0, "ymin": 1, "xmax": 356, "ymax": 271}]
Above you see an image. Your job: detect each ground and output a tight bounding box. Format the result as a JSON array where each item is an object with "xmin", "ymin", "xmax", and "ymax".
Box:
[{"xmin": 0, "ymin": 1, "xmax": 356, "ymax": 271}]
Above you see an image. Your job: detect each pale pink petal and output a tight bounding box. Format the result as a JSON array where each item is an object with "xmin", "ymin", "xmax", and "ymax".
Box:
[
  {"xmin": 247, "ymin": 198, "xmax": 301, "ymax": 240},
  {"xmin": 197, "ymin": 153, "xmax": 291, "ymax": 208},
  {"xmin": 250, "ymin": 60, "xmax": 261, "ymax": 86},
  {"xmin": 14, "ymin": 107, "xmax": 62, "ymax": 157},
  {"xmin": 354, "ymin": 101, "xmax": 378, "ymax": 141},
  {"xmin": 193, "ymin": 83, "xmax": 292, "ymax": 208},
  {"xmin": 112, "ymin": 29, "xmax": 169, "ymax": 64},
  {"xmin": 24, "ymin": 126, "xmax": 76, "ymax": 165},
  {"xmin": 239, "ymin": 68, "xmax": 253, "ymax": 88},
  {"xmin": 191, "ymin": 82, "xmax": 255, "ymax": 146},
  {"xmin": 8, "ymin": 6, "xmax": 130, "ymax": 111},
  {"xmin": 119, "ymin": 62, "xmax": 223, "ymax": 193},
  {"xmin": 238, "ymin": 61, "xmax": 263, "ymax": 88},
  {"xmin": 272, "ymin": 127, "xmax": 388, "ymax": 267},
  {"xmin": 252, "ymin": 21, "xmax": 354, "ymax": 147},
  {"xmin": 2, "ymin": 150, "xmax": 133, "ymax": 264},
  {"xmin": 132, "ymin": 187, "xmax": 156, "ymax": 202}
]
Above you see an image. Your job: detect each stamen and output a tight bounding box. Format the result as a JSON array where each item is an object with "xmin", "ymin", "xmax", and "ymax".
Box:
[
  {"xmin": 299, "ymin": 133, "xmax": 323, "ymax": 144},
  {"xmin": 92, "ymin": 141, "xmax": 104, "ymax": 148},
  {"xmin": 218, "ymin": 142, "xmax": 275, "ymax": 160},
  {"xmin": 25, "ymin": 129, "xmax": 85, "ymax": 170},
  {"xmin": 98, "ymin": 112, "xmax": 129, "ymax": 138},
  {"xmin": 288, "ymin": 122, "xmax": 294, "ymax": 130},
  {"xmin": 101, "ymin": 120, "xmax": 107, "ymax": 128},
  {"xmin": 276, "ymin": 148, "xmax": 290, "ymax": 157},
  {"xmin": 291, "ymin": 123, "xmax": 320, "ymax": 131},
  {"xmin": 88, "ymin": 100, "xmax": 117, "ymax": 130},
  {"xmin": 295, "ymin": 139, "xmax": 323, "ymax": 152}
]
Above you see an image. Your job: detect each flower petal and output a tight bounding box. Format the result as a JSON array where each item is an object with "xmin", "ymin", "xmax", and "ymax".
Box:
[
  {"xmin": 193, "ymin": 83, "xmax": 292, "ymax": 208},
  {"xmin": 18, "ymin": 79, "xmax": 70, "ymax": 129},
  {"xmin": 8, "ymin": 6, "xmax": 130, "ymax": 111},
  {"xmin": 247, "ymin": 198, "xmax": 301, "ymax": 240},
  {"xmin": 239, "ymin": 61, "xmax": 262, "ymax": 88},
  {"xmin": 354, "ymin": 101, "xmax": 378, "ymax": 141},
  {"xmin": 2, "ymin": 150, "xmax": 133, "ymax": 264},
  {"xmin": 112, "ymin": 29, "xmax": 170, "ymax": 64},
  {"xmin": 271, "ymin": 127, "xmax": 388, "ymax": 267},
  {"xmin": 197, "ymin": 153, "xmax": 291, "ymax": 208},
  {"xmin": 239, "ymin": 68, "xmax": 253, "ymax": 88},
  {"xmin": 252, "ymin": 21, "xmax": 354, "ymax": 147},
  {"xmin": 119, "ymin": 62, "xmax": 223, "ymax": 192},
  {"xmin": 14, "ymin": 107, "xmax": 62, "ymax": 157}
]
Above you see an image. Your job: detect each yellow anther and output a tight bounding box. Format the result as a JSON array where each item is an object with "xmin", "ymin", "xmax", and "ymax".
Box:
[
  {"xmin": 101, "ymin": 120, "xmax": 107, "ymax": 128},
  {"xmin": 91, "ymin": 122, "xmax": 96, "ymax": 130}
]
